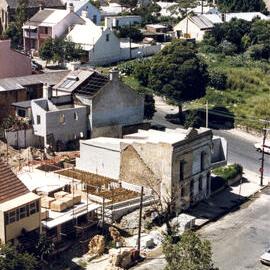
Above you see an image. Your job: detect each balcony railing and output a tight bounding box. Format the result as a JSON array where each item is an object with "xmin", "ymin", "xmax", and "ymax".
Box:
[{"xmin": 23, "ymin": 31, "xmax": 37, "ymax": 39}]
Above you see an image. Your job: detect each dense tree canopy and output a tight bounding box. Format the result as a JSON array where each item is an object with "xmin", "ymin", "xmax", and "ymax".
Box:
[
  {"xmin": 136, "ymin": 40, "xmax": 208, "ymax": 114},
  {"xmin": 115, "ymin": 25, "xmax": 143, "ymax": 42},
  {"xmin": 217, "ymin": 0, "xmax": 267, "ymax": 13},
  {"xmin": 3, "ymin": 0, "xmax": 29, "ymax": 48},
  {"xmin": 168, "ymin": 0, "xmax": 199, "ymax": 18},
  {"xmin": 163, "ymin": 231, "xmax": 218, "ymax": 270},
  {"xmin": 39, "ymin": 38, "xmax": 84, "ymax": 65},
  {"xmin": 202, "ymin": 18, "xmax": 270, "ymax": 59},
  {"xmin": 0, "ymin": 244, "xmax": 38, "ymax": 270}
]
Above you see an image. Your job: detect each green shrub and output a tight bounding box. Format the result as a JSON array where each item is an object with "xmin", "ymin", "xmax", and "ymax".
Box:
[
  {"xmin": 209, "ymin": 70, "xmax": 228, "ymax": 90},
  {"xmin": 213, "ymin": 164, "xmax": 243, "ymax": 181}
]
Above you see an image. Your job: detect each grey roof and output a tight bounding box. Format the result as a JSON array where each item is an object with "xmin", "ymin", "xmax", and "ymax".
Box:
[
  {"xmin": 12, "ymin": 100, "xmax": 32, "ymax": 108},
  {"xmin": 25, "ymin": 9, "xmax": 54, "ymax": 26},
  {"xmin": 54, "ymin": 69, "xmax": 95, "ymax": 93},
  {"xmin": 54, "ymin": 69, "xmax": 109, "ymax": 97},
  {"xmin": 0, "ymin": 71, "xmax": 69, "ymax": 91},
  {"xmin": 6, "ymin": 0, "xmax": 64, "ymax": 9},
  {"xmin": 190, "ymin": 14, "xmax": 214, "ymax": 30}
]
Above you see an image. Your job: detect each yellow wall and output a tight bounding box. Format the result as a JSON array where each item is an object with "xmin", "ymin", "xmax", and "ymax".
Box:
[
  {"xmin": 0, "ymin": 210, "xmax": 5, "ymax": 244},
  {"xmin": 5, "ymin": 211, "xmax": 40, "ymax": 243}
]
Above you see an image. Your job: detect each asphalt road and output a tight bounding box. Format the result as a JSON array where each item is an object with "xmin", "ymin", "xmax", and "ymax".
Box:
[
  {"xmin": 152, "ymin": 107, "xmax": 270, "ymax": 177},
  {"xmin": 200, "ymin": 187, "xmax": 270, "ymax": 270}
]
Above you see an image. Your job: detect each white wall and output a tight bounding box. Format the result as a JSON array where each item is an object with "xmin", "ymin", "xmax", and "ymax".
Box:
[
  {"xmin": 120, "ymin": 44, "xmax": 161, "ymax": 61},
  {"xmin": 5, "ymin": 128, "xmax": 42, "ymax": 148},
  {"xmin": 104, "ymin": 16, "xmax": 142, "ymax": 28},
  {"xmin": 174, "ymin": 18, "xmax": 206, "ymax": 41},
  {"xmin": 88, "ymin": 28, "xmax": 121, "ymax": 65},
  {"xmin": 52, "ymin": 12, "xmax": 83, "ymax": 38},
  {"xmin": 75, "ymin": 2, "xmax": 101, "ymax": 24},
  {"xmin": 76, "ymin": 141, "xmax": 121, "ymax": 179},
  {"xmin": 31, "ymin": 99, "xmax": 88, "ymax": 145}
]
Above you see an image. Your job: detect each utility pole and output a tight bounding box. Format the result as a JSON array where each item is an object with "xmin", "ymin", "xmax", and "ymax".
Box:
[
  {"xmin": 129, "ymin": 22, "xmax": 132, "ymax": 59},
  {"xmin": 260, "ymin": 127, "xmax": 267, "ymax": 186},
  {"xmin": 205, "ymin": 101, "xmax": 208, "ymax": 128},
  {"xmin": 102, "ymin": 196, "xmax": 105, "ymax": 235},
  {"xmin": 201, "ymin": 0, "xmax": 204, "ymax": 14},
  {"xmin": 137, "ymin": 186, "xmax": 144, "ymax": 254}
]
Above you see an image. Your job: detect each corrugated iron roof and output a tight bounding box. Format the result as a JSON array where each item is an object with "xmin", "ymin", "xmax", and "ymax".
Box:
[
  {"xmin": 0, "ymin": 71, "xmax": 69, "ymax": 91},
  {"xmin": 189, "ymin": 14, "xmax": 214, "ymax": 30},
  {"xmin": 0, "ymin": 160, "xmax": 29, "ymax": 204}
]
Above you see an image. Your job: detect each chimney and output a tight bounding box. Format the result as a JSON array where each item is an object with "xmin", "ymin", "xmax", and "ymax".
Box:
[
  {"xmin": 39, "ymin": 3, "xmax": 43, "ymax": 11},
  {"xmin": 109, "ymin": 67, "xmax": 119, "ymax": 82},
  {"xmin": 81, "ymin": 9, "xmax": 88, "ymax": 18},
  {"xmin": 67, "ymin": 3, "xmax": 74, "ymax": 13},
  {"xmin": 43, "ymin": 83, "xmax": 52, "ymax": 99}
]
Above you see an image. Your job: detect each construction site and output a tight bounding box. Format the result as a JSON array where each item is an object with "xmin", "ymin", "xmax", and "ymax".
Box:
[{"xmin": 1, "ymin": 140, "xmax": 164, "ymax": 269}]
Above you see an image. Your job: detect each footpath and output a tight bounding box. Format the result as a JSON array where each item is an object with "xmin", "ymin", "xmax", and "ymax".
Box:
[{"xmin": 187, "ymin": 169, "xmax": 269, "ymax": 228}]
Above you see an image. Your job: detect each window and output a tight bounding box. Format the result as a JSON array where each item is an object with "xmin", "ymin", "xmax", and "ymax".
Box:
[
  {"xmin": 8, "ymin": 210, "xmax": 16, "ymax": 224},
  {"xmin": 59, "ymin": 114, "xmax": 65, "ymax": 125},
  {"xmin": 201, "ymin": 152, "xmax": 206, "ymax": 171},
  {"xmin": 199, "ymin": 176, "xmax": 203, "ymax": 191},
  {"xmin": 180, "ymin": 160, "xmax": 185, "ymax": 181},
  {"xmin": 37, "ymin": 115, "xmax": 41, "ymax": 124},
  {"xmin": 190, "ymin": 179, "xmax": 194, "ymax": 194},
  {"xmin": 29, "ymin": 202, "xmax": 37, "ymax": 215},
  {"xmin": 106, "ymin": 33, "xmax": 110, "ymax": 41},
  {"xmin": 181, "ymin": 186, "xmax": 185, "ymax": 197},
  {"xmin": 19, "ymin": 206, "xmax": 27, "ymax": 219},
  {"xmin": 17, "ymin": 109, "xmax": 26, "ymax": 117},
  {"xmin": 93, "ymin": 15, "xmax": 97, "ymax": 24},
  {"xmin": 74, "ymin": 112, "xmax": 78, "ymax": 120},
  {"xmin": 44, "ymin": 27, "xmax": 48, "ymax": 34}
]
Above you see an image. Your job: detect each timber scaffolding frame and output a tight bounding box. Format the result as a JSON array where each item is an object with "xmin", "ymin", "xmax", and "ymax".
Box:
[{"xmin": 55, "ymin": 168, "xmax": 145, "ymax": 224}]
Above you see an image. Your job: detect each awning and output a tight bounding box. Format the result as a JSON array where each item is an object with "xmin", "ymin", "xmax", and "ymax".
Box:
[{"xmin": 22, "ymin": 25, "xmax": 37, "ymax": 30}]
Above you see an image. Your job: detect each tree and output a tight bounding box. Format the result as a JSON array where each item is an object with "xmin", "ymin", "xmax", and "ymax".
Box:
[
  {"xmin": 119, "ymin": 0, "xmax": 138, "ymax": 9},
  {"xmin": 0, "ymin": 243, "xmax": 38, "ymax": 270},
  {"xmin": 146, "ymin": 40, "xmax": 208, "ymax": 115},
  {"xmin": 115, "ymin": 25, "xmax": 143, "ymax": 42},
  {"xmin": 4, "ymin": 0, "xmax": 29, "ymax": 48},
  {"xmin": 39, "ymin": 38, "xmax": 84, "ymax": 66},
  {"xmin": 34, "ymin": 233, "xmax": 54, "ymax": 263},
  {"xmin": 162, "ymin": 230, "xmax": 218, "ymax": 270},
  {"xmin": 133, "ymin": 3, "xmax": 161, "ymax": 24},
  {"xmin": 168, "ymin": 0, "xmax": 199, "ymax": 36},
  {"xmin": 39, "ymin": 38, "xmax": 54, "ymax": 66},
  {"xmin": 217, "ymin": 0, "xmax": 267, "ymax": 13}
]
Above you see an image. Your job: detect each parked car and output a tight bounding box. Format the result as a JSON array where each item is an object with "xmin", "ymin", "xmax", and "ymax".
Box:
[
  {"xmin": 261, "ymin": 249, "xmax": 270, "ymax": 265},
  {"xmin": 254, "ymin": 141, "xmax": 270, "ymax": 154}
]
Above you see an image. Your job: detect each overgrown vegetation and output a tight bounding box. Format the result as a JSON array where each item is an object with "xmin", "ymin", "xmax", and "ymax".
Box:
[
  {"xmin": 191, "ymin": 53, "xmax": 270, "ymax": 130},
  {"xmin": 163, "ymin": 230, "xmax": 218, "ymax": 270},
  {"xmin": 213, "ymin": 164, "xmax": 243, "ymax": 181}
]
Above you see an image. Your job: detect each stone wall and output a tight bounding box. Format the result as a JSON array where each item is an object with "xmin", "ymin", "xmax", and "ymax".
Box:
[{"xmin": 120, "ymin": 145, "xmax": 160, "ymax": 192}]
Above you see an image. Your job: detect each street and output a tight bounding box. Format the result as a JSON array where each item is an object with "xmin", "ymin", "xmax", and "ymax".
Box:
[
  {"xmin": 152, "ymin": 98, "xmax": 270, "ymax": 178},
  {"xmin": 200, "ymin": 187, "xmax": 270, "ymax": 270}
]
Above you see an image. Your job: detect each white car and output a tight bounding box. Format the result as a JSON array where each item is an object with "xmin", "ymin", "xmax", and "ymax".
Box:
[
  {"xmin": 261, "ymin": 249, "xmax": 270, "ymax": 265},
  {"xmin": 254, "ymin": 141, "xmax": 270, "ymax": 154}
]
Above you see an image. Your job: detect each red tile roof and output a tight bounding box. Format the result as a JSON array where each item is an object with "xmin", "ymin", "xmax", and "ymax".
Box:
[{"xmin": 0, "ymin": 160, "xmax": 29, "ymax": 204}]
